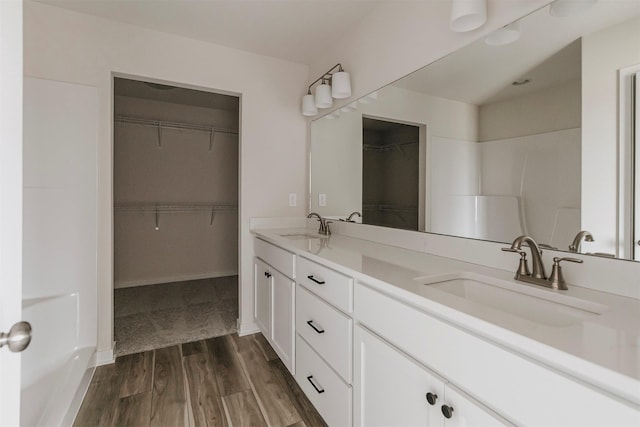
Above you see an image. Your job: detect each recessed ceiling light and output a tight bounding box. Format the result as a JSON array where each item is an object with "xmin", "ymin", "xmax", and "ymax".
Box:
[{"xmin": 512, "ymin": 79, "xmax": 531, "ymax": 86}]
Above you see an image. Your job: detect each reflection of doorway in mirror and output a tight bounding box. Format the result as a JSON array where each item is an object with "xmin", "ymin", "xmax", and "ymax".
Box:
[{"xmin": 362, "ymin": 117, "xmax": 422, "ymax": 231}]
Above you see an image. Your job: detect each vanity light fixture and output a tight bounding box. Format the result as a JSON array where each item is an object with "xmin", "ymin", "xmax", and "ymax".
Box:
[
  {"xmin": 485, "ymin": 22, "xmax": 521, "ymax": 46},
  {"xmin": 301, "ymin": 63, "xmax": 352, "ymax": 116},
  {"xmin": 450, "ymin": 0, "xmax": 487, "ymax": 32},
  {"xmin": 549, "ymin": 0, "xmax": 597, "ymax": 17}
]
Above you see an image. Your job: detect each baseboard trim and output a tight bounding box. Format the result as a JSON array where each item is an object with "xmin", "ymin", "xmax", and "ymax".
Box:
[
  {"xmin": 238, "ymin": 320, "xmax": 260, "ymax": 336},
  {"xmin": 95, "ymin": 345, "xmax": 115, "ymax": 366},
  {"xmin": 114, "ymin": 270, "xmax": 238, "ymax": 289}
]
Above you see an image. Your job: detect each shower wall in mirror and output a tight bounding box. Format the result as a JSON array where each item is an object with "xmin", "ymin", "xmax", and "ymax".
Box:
[{"xmin": 310, "ymin": 0, "xmax": 640, "ymax": 260}]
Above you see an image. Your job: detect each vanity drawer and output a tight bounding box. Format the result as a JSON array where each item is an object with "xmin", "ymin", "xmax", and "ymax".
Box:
[
  {"xmin": 355, "ymin": 282, "xmax": 640, "ymax": 426},
  {"xmin": 295, "ymin": 335, "xmax": 352, "ymax": 427},
  {"xmin": 254, "ymin": 238, "xmax": 295, "ymax": 278},
  {"xmin": 296, "ymin": 285, "xmax": 352, "ymax": 383},
  {"xmin": 296, "ymin": 256, "xmax": 353, "ymax": 313}
]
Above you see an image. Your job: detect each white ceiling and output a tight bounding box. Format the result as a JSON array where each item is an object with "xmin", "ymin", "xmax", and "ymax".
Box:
[{"xmin": 35, "ymin": 0, "xmax": 384, "ymax": 65}]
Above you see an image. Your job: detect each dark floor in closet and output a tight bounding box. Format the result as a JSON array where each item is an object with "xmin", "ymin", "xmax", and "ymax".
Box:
[
  {"xmin": 114, "ymin": 276, "xmax": 238, "ymax": 356},
  {"xmin": 74, "ymin": 333, "xmax": 327, "ymax": 427}
]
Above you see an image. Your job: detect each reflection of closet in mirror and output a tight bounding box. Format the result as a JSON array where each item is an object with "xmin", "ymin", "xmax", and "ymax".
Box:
[{"xmin": 362, "ymin": 118, "xmax": 419, "ymax": 230}]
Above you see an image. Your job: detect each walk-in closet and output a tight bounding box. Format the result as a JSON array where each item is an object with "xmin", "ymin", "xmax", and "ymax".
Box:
[
  {"xmin": 113, "ymin": 78, "xmax": 239, "ymax": 356},
  {"xmin": 362, "ymin": 117, "xmax": 419, "ymax": 230}
]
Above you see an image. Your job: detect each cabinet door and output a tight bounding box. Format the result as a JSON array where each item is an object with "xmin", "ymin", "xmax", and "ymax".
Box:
[
  {"xmin": 254, "ymin": 258, "xmax": 271, "ymax": 337},
  {"xmin": 271, "ymin": 268, "xmax": 295, "ymax": 373},
  {"xmin": 442, "ymin": 384, "xmax": 512, "ymax": 427},
  {"xmin": 354, "ymin": 325, "xmax": 445, "ymax": 427}
]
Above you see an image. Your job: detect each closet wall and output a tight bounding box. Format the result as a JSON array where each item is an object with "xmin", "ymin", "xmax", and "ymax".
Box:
[{"xmin": 114, "ymin": 83, "xmax": 239, "ymax": 288}]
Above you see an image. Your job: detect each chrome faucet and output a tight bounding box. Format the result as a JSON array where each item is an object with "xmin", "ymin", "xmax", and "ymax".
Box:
[
  {"xmin": 502, "ymin": 235, "xmax": 582, "ymax": 290},
  {"xmin": 307, "ymin": 212, "xmax": 331, "ymax": 236},
  {"xmin": 346, "ymin": 211, "xmax": 362, "ymax": 222},
  {"xmin": 569, "ymin": 230, "xmax": 594, "ymax": 253}
]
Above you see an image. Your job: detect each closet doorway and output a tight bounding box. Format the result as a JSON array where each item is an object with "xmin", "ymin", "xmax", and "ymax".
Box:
[
  {"xmin": 362, "ymin": 117, "xmax": 421, "ymax": 231},
  {"xmin": 112, "ymin": 77, "xmax": 239, "ymax": 356}
]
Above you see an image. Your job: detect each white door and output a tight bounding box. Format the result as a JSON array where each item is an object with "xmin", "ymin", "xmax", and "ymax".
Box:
[
  {"xmin": 354, "ymin": 325, "xmax": 446, "ymax": 427},
  {"xmin": 0, "ymin": 1, "xmax": 25, "ymax": 425}
]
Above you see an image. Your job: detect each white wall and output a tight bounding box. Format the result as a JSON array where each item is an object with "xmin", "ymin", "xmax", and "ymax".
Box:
[
  {"xmin": 114, "ymin": 96, "xmax": 238, "ymax": 288},
  {"xmin": 24, "ymin": 0, "xmax": 309, "ymax": 357},
  {"xmin": 582, "ymin": 16, "xmax": 640, "ymax": 256},
  {"xmin": 479, "ymin": 79, "xmax": 581, "ymax": 141}
]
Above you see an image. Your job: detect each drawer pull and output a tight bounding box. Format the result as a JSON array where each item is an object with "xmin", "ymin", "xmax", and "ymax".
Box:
[
  {"xmin": 306, "ymin": 375, "xmax": 325, "ymax": 394},
  {"xmin": 441, "ymin": 404, "xmax": 454, "ymax": 419},
  {"xmin": 307, "ymin": 275, "xmax": 325, "ymax": 285},
  {"xmin": 306, "ymin": 320, "xmax": 325, "ymax": 334}
]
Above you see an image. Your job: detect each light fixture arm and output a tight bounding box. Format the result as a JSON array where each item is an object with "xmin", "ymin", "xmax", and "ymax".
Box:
[{"xmin": 306, "ymin": 63, "xmax": 344, "ymax": 94}]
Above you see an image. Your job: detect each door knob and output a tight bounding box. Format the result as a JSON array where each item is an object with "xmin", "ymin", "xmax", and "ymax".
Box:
[{"xmin": 0, "ymin": 321, "xmax": 32, "ymax": 352}]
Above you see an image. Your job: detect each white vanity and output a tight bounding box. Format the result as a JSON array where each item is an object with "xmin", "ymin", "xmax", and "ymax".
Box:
[{"xmin": 252, "ymin": 228, "xmax": 640, "ymax": 426}]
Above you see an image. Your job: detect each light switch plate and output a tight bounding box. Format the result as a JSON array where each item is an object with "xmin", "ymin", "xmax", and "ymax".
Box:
[
  {"xmin": 289, "ymin": 193, "xmax": 297, "ymax": 207},
  {"xmin": 319, "ymin": 193, "xmax": 327, "ymax": 206}
]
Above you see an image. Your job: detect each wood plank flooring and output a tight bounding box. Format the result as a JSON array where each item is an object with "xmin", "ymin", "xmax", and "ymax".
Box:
[{"xmin": 74, "ymin": 333, "xmax": 327, "ymax": 427}]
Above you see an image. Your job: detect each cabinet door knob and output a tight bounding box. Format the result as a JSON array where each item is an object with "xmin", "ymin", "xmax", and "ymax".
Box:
[
  {"xmin": 441, "ymin": 404, "xmax": 454, "ymax": 419},
  {"xmin": 425, "ymin": 392, "xmax": 438, "ymax": 405}
]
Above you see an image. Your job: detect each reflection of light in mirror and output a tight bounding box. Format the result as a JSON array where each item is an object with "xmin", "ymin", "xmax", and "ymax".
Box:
[
  {"xmin": 341, "ymin": 103, "xmax": 358, "ymax": 113},
  {"xmin": 549, "ymin": 0, "xmax": 597, "ymax": 17},
  {"xmin": 485, "ymin": 22, "xmax": 521, "ymax": 46},
  {"xmin": 358, "ymin": 91, "xmax": 378, "ymax": 104},
  {"xmin": 325, "ymin": 110, "xmax": 341, "ymax": 120}
]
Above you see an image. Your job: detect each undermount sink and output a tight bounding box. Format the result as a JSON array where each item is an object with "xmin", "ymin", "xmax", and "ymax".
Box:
[{"xmin": 417, "ymin": 272, "xmax": 608, "ymax": 327}]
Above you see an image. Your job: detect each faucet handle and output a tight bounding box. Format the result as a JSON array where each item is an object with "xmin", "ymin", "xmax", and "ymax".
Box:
[
  {"xmin": 549, "ymin": 257, "xmax": 583, "ymax": 290},
  {"xmin": 553, "ymin": 257, "xmax": 583, "ymax": 264},
  {"xmin": 502, "ymin": 248, "xmax": 530, "ymax": 277}
]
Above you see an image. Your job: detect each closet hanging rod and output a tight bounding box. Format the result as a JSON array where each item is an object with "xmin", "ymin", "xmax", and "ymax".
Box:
[
  {"xmin": 115, "ymin": 115, "xmax": 238, "ymax": 136},
  {"xmin": 114, "ymin": 202, "xmax": 238, "ymax": 213},
  {"xmin": 363, "ymin": 140, "xmax": 418, "ymax": 152}
]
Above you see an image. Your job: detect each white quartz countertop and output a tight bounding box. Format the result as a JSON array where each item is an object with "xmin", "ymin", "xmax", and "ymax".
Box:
[{"xmin": 253, "ymin": 227, "xmax": 640, "ymax": 406}]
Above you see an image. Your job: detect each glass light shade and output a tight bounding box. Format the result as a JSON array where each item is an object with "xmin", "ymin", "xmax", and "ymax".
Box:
[
  {"xmin": 549, "ymin": 0, "xmax": 597, "ymax": 17},
  {"xmin": 485, "ymin": 22, "xmax": 520, "ymax": 46},
  {"xmin": 302, "ymin": 93, "xmax": 318, "ymax": 116},
  {"xmin": 315, "ymin": 82, "xmax": 333, "ymax": 108},
  {"xmin": 331, "ymin": 71, "xmax": 351, "ymax": 99},
  {"xmin": 450, "ymin": 0, "xmax": 487, "ymax": 32}
]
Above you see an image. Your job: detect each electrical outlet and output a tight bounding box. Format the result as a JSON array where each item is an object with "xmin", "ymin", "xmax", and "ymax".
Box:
[
  {"xmin": 319, "ymin": 193, "xmax": 327, "ymax": 207},
  {"xmin": 288, "ymin": 193, "xmax": 297, "ymax": 207}
]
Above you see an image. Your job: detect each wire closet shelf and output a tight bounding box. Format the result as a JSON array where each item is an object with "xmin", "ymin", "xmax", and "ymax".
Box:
[
  {"xmin": 114, "ymin": 115, "xmax": 239, "ymax": 150},
  {"xmin": 114, "ymin": 202, "xmax": 238, "ymax": 229}
]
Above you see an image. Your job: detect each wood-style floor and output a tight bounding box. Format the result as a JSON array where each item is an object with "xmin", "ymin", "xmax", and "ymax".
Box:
[{"xmin": 74, "ymin": 333, "xmax": 327, "ymax": 427}]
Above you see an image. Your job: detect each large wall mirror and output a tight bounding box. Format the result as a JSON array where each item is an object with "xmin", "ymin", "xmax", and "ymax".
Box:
[{"xmin": 310, "ymin": 0, "xmax": 640, "ymax": 261}]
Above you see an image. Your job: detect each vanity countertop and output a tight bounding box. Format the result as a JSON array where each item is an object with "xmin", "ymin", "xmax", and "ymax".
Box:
[{"xmin": 253, "ymin": 227, "xmax": 640, "ymax": 406}]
